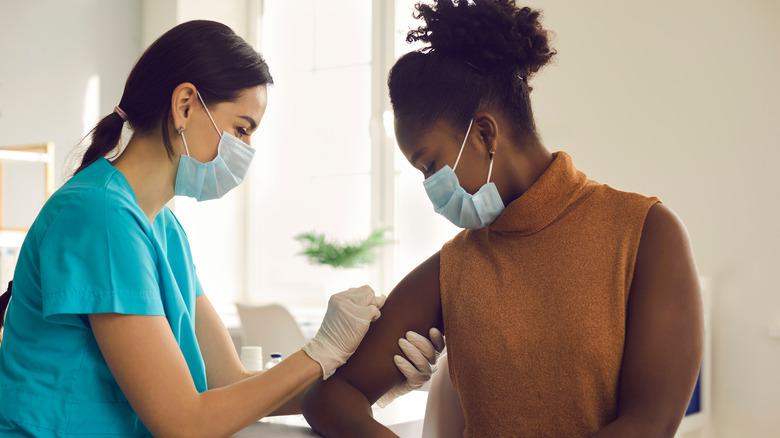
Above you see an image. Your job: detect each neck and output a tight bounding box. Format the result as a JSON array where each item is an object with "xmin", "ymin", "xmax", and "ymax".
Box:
[
  {"xmin": 495, "ymin": 137, "xmax": 554, "ymax": 206},
  {"xmin": 111, "ymin": 132, "xmax": 179, "ymax": 223}
]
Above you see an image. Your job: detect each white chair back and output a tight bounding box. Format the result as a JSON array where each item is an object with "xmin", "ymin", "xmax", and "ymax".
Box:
[{"xmin": 235, "ymin": 303, "xmax": 307, "ymax": 365}]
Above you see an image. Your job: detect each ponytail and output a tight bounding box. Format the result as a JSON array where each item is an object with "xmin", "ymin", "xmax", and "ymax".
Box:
[
  {"xmin": 74, "ymin": 111, "xmax": 126, "ymax": 175},
  {"xmin": 0, "ymin": 281, "xmax": 11, "ymax": 337}
]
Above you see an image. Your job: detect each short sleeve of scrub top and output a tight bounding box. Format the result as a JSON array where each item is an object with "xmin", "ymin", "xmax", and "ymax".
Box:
[{"xmin": 39, "ymin": 182, "xmax": 164, "ymax": 326}]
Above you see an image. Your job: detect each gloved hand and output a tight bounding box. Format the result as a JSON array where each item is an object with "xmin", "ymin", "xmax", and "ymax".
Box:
[
  {"xmin": 302, "ymin": 286, "xmax": 386, "ymax": 379},
  {"xmin": 377, "ymin": 327, "xmax": 446, "ymax": 408}
]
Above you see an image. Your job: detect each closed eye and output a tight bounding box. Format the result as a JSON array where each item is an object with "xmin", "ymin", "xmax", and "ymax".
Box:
[{"xmin": 423, "ymin": 162, "xmax": 435, "ymax": 178}]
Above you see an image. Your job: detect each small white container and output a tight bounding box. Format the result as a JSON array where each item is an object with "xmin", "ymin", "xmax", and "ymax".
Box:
[{"xmin": 240, "ymin": 346, "xmax": 264, "ymax": 372}]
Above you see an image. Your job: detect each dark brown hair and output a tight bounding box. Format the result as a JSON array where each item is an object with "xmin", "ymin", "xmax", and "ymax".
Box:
[
  {"xmin": 75, "ymin": 20, "xmax": 273, "ymax": 174},
  {"xmin": 388, "ymin": 0, "xmax": 555, "ymax": 137}
]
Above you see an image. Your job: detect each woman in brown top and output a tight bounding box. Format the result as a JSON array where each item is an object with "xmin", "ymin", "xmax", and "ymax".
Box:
[{"xmin": 301, "ymin": 1, "xmax": 703, "ymax": 437}]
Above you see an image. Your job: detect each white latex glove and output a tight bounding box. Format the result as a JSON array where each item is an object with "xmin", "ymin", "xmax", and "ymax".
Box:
[
  {"xmin": 302, "ymin": 286, "xmax": 386, "ymax": 379},
  {"xmin": 376, "ymin": 327, "xmax": 446, "ymax": 408}
]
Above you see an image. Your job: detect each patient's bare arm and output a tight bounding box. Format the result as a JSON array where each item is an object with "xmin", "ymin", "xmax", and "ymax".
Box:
[{"xmin": 301, "ymin": 252, "xmax": 443, "ymax": 437}]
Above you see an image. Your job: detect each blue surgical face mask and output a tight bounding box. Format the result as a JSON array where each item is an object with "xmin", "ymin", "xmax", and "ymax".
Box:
[
  {"xmin": 423, "ymin": 118, "xmax": 505, "ymax": 229},
  {"xmin": 175, "ymin": 91, "xmax": 256, "ymax": 201}
]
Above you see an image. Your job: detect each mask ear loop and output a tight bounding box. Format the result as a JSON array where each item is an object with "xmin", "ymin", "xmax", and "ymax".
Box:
[
  {"xmin": 486, "ymin": 150, "xmax": 495, "ymax": 184},
  {"xmin": 178, "ymin": 127, "xmax": 190, "ymax": 156},
  {"xmin": 196, "ymin": 91, "xmax": 222, "ymax": 136},
  {"xmin": 452, "ymin": 118, "xmax": 474, "ymax": 172}
]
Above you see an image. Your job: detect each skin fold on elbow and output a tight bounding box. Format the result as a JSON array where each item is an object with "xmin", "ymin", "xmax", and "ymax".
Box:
[{"xmin": 301, "ymin": 377, "xmax": 385, "ymax": 437}]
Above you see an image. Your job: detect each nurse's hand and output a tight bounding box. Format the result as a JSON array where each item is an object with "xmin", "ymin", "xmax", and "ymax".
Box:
[
  {"xmin": 302, "ymin": 286, "xmax": 386, "ymax": 379},
  {"xmin": 377, "ymin": 327, "xmax": 445, "ymax": 407}
]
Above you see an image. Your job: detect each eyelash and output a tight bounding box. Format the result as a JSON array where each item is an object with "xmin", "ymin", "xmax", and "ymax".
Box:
[{"xmin": 236, "ymin": 127, "xmax": 249, "ymax": 137}]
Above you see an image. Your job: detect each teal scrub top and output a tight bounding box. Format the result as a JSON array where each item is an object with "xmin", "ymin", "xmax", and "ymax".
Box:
[{"xmin": 0, "ymin": 158, "xmax": 208, "ymax": 437}]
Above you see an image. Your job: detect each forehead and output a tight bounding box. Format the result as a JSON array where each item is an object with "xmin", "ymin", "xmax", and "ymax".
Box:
[
  {"xmin": 216, "ymin": 85, "xmax": 268, "ymax": 118},
  {"xmin": 394, "ymin": 116, "xmax": 459, "ymax": 160}
]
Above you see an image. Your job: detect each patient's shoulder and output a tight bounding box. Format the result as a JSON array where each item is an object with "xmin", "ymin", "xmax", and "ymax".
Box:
[{"xmin": 379, "ymin": 251, "xmax": 441, "ymax": 323}]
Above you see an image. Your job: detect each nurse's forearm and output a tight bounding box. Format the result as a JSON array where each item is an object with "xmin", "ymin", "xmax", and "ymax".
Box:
[
  {"xmin": 301, "ymin": 377, "xmax": 397, "ymax": 437},
  {"xmin": 190, "ymin": 350, "xmax": 321, "ymax": 437},
  {"xmin": 91, "ymin": 312, "xmax": 321, "ymax": 438}
]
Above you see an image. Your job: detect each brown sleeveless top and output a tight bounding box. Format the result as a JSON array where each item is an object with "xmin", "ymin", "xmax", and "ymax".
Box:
[{"xmin": 440, "ymin": 152, "xmax": 659, "ymax": 437}]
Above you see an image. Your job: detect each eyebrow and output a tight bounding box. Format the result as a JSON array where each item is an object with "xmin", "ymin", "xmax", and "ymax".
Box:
[
  {"xmin": 239, "ymin": 115, "xmax": 257, "ymax": 131},
  {"xmin": 410, "ymin": 149, "xmax": 425, "ymax": 166}
]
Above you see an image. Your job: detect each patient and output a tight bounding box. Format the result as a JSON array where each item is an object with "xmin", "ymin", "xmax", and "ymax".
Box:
[{"xmin": 301, "ymin": 1, "xmax": 703, "ymax": 436}]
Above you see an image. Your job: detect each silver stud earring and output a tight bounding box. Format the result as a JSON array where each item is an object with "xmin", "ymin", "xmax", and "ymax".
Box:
[{"xmin": 177, "ymin": 127, "xmax": 184, "ymax": 135}]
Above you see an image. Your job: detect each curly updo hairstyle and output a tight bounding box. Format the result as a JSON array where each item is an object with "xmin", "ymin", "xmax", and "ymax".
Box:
[
  {"xmin": 75, "ymin": 20, "xmax": 273, "ymax": 175},
  {"xmin": 388, "ymin": 0, "xmax": 555, "ymax": 138}
]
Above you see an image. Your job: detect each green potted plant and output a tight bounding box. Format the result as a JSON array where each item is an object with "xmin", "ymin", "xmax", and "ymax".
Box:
[{"xmin": 294, "ymin": 229, "xmax": 391, "ymax": 269}]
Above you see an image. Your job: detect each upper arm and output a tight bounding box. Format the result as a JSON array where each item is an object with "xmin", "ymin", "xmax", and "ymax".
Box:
[
  {"xmin": 195, "ymin": 294, "xmax": 246, "ymax": 388},
  {"xmin": 616, "ymin": 203, "xmax": 703, "ymax": 434},
  {"xmin": 333, "ymin": 251, "xmax": 443, "ymax": 402},
  {"xmin": 89, "ymin": 312, "xmax": 201, "ymax": 437}
]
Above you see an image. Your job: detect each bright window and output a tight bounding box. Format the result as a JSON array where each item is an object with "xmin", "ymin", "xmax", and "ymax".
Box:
[
  {"xmin": 247, "ymin": 0, "xmax": 459, "ymax": 310},
  {"xmin": 248, "ymin": 0, "xmax": 374, "ymax": 306}
]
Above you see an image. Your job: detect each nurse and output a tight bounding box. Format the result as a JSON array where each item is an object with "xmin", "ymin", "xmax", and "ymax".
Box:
[{"xmin": 0, "ymin": 20, "xmax": 442, "ymax": 437}]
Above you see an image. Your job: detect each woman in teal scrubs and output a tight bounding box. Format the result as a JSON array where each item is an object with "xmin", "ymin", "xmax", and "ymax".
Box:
[{"xmin": 0, "ymin": 20, "xmax": 442, "ymax": 437}]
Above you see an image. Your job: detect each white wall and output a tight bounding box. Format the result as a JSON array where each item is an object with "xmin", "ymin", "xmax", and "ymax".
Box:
[
  {"xmin": 530, "ymin": 1, "xmax": 780, "ymax": 436},
  {"xmin": 0, "ymin": 0, "xmax": 142, "ymax": 202}
]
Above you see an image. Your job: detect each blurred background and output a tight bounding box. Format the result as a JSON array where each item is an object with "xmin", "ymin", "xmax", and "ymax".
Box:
[{"xmin": 0, "ymin": 0, "xmax": 778, "ymax": 436}]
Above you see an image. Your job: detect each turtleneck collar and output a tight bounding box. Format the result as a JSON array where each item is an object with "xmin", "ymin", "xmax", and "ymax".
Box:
[{"xmin": 489, "ymin": 151, "xmax": 588, "ymax": 235}]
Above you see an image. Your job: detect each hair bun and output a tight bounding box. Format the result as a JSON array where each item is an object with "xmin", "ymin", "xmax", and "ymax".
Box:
[{"xmin": 408, "ymin": 0, "xmax": 555, "ymax": 77}]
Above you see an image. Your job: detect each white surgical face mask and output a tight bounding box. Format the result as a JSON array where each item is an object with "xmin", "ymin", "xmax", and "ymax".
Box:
[
  {"xmin": 422, "ymin": 118, "xmax": 505, "ymax": 229},
  {"xmin": 175, "ymin": 91, "xmax": 255, "ymax": 201}
]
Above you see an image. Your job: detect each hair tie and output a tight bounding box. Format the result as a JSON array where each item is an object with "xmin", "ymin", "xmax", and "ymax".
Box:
[{"xmin": 114, "ymin": 106, "xmax": 128, "ymax": 121}]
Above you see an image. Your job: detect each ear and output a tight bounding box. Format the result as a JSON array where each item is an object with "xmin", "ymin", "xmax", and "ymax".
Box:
[
  {"xmin": 170, "ymin": 82, "xmax": 198, "ymax": 131},
  {"xmin": 472, "ymin": 112, "xmax": 499, "ymax": 157}
]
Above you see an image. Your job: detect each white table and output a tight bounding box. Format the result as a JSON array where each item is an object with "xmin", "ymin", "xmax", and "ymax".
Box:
[{"xmin": 232, "ymin": 390, "xmax": 428, "ymax": 437}]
